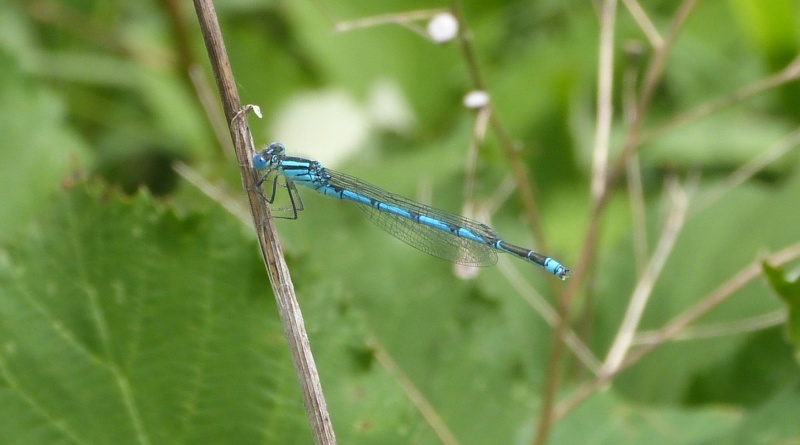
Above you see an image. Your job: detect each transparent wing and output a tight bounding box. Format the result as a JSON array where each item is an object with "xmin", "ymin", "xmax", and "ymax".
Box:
[{"xmin": 325, "ymin": 169, "xmax": 499, "ymax": 267}]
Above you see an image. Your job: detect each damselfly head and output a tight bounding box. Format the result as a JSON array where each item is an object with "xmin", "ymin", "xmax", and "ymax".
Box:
[{"xmin": 253, "ymin": 142, "xmax": 287, "ymax": 171}]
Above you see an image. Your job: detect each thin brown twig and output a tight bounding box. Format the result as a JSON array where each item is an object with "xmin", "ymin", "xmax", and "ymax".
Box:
[
  {"xmin": 621, "ymin": 0, "xmax": 663, "ymax": 48},
  {"xmin": 553, "ymin": 241, "xmax": 800, "ymax": 422},
  {"xmin": 691, "ymin": 126, "xmax": 800, "ymax": 216},
  {"xmin": 173, "ymin": 161, "xmax": 251, "ymax": 226},
  {"xmin": 454, "ymin": 106, "xmax": 493, "ymax": 279},
  {"xmin": 160, "ymin": 0, "xmax": 235, "ymax": 157},
  {"xmin": 334, "ymin": 9, "xmax": 448, "ymax": 33},
  {"xmin": 550, "ymin": 44, "xmax": 798, "ymax": 432},
  {"xmin": 449, "ymin": 0, "xmax": 551, "ymax": 259},
  {"xmin": 498, "ymin": 257, "xmax": 601, "ymax": 374},
  {"xmin": 532, "ymin": 0, "xmax": 618, "ymax": 442},
  {"xmin": 634, "ymin": 310, "xmax": 786, "ymax": 344},
  {"xmin": 369, "ymin": 337, "xmax": 460, "ymax": 445},
  {"xmin": 590, "ymin": 0, "xmax": 618, "ymax": 201},
  {"xmin": 601, "ymin": 176, "xmax": 689, "ymax": 374},
  {"xmin": 607, "ymin": 0, "xmax": 699, "ymax": 185},
  {"xmin": 445, "ymin": 7, "xmax": 571, "ymax": 440},
  {"xmin": 555, "ymin": 0, "xmax": 700, "ymax": 362},
  {"xmin": 463, "ymin": 106, "xmax": 492, "ymax": 210},
  {"xmin": 535, "ymin": 2, "xmax": 698, "ymax": 443},
  {"xmin": 622, "ymin": 44, "xmax": 649, "ymax": 271},
  {"xmin": 192, "ymin": 1, "xmax": 336, "ymax": 444},
  {"xmin": 188, "ymin": 64, "xmax": 236, "ymax": 158},
  {"xmin": 640, "ymin": 54, "xmax": 800, "ymax": 144}
]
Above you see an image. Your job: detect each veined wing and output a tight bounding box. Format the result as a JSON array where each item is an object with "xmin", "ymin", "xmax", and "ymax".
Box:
[{"xmin": 324, "ymin": 169, "xmax": 499, "ymax": 267}]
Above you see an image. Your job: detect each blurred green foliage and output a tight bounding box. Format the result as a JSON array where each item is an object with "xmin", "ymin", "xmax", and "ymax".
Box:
[
  {"xmin": 1, "ymin": 0, "xmax": 799, "ymax": 444},
  {"xmin": 763, "ymin": 262, "xmax": 800, "ymax": 347}
]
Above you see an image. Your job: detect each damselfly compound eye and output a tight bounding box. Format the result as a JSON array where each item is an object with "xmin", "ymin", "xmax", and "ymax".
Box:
[{"xmin": 253, "ymin": 153, "xmax": 269, "ymax": 171}]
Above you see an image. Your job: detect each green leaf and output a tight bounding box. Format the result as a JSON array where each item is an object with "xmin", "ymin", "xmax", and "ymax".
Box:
[
  {"xmin": 762, "ymin": 262, "xmax": 800, "ymax": 347},
  {"xmin": 730, "ymin": 0, "xmax": 799, "ymax": 61},
  {"xmin": 709, "ymin": 381, "xmax": 800, "ymax": 445},
  {"xmin": 0, "ymin": 185, "xmax": 310, "ymax": 444},
  {"xmin": 550, "ymin": 390, "xmax": 737, "ymax": 445}
]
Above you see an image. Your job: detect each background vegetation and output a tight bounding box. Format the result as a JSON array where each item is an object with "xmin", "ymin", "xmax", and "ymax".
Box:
[{"xmin": 1, "ymin": 0, "xmax": 799, "ymax": 444}]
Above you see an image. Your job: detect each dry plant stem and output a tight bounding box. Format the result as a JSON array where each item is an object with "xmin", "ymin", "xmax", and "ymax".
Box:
[
  {"xmin": 623, "ymin": 51, "xmax": 648, "ymax": 271},
  {"xmin": 498, "ymin": 258, "xmax": 601, "ymax": 374},
  {"xmin": 626, "ymin": 155, "xmax": 647, "ymax": 271},
  {"xmin": 369, "ymin": 338, "xmax": 460, "ymax": 445},
  {"xmin": 448, "ymin": 3, "xmax": 572, "ymax": 444},
  {"xmin": 161, "ymin": 0, "xmax": 194, "ymax": 74},
  {"xmin": 535, "ymin": 3, "xmax": 698, "ymax": 444},
  {"xmin": 188, "ymin": 65, "xmax": 236, "ymax": 157},
  {"xmin": 450, "ymin": 0, "xmax": 550, "ymax": 258},
  {"xmin": 334, "ymin": 2, "xmax": 557, "ymax": 267},
  {"xmin": 334, "ymin": 9, "xmax": 448, "ymax": 33},
  {"xmin": 554, "ymin": 241, "xmax": 800, "ymax": 422},
  {"xmin": 641, "ymin": 54, "xmax": 800, "ymax": 144},
  {"xmin": 161, "ymin": 0, "xmax": 234, "ymax": 157},
  {"xmin": 192, "ymin": 1, "xmax": 336, "ymax": 444},
  {"xmin": 173, "ymin": 161, "xmax": 251, "ymax": 226},
  {"xmin": 533, "ymin": 0, "xmax": 618, "ymax": 441},
  {"xmin": 463, "ymin": 107, "xmax": 492, "ymax": 212},
  {"xmin": 601, "ymin": 177, "xmax": 689, "ymax": 375},
  {"xmin": 621, "ymin": 0, "xmax": 663, "ymax": 47},
  {"xmin": 692, "ymin": 126, "xmax": 800, "ymax": 216},
  {"xmin": 634, "ymin": 310, "xmax": 786, "ymax": 345},
  {"xmin": 590, "ymin": 0, "xmax": 617, "ymax": 201},
  {"xmin": 607, "ymin": 0, "xmax": 698, "ymax": 186}
]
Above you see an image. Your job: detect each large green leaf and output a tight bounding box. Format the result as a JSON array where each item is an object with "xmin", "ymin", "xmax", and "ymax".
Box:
[{"xmin": 0, "ymin": 185, "xmax": 310, "ymax": 444}]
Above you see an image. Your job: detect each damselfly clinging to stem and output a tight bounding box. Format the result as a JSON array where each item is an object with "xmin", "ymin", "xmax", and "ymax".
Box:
[{"xmin": 253, "ymin": 142, "xmax": 571, "ymax": 280}]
